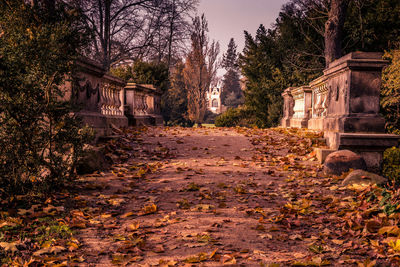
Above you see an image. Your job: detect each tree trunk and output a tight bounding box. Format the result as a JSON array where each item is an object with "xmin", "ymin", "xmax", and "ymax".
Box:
[
  {"xmin": 167, "ymin": 0, "xmax": 176, "ymax": 72},
  {"xmin": 324, "ymin": 0, "xmax": 348, "ymax": 67},
  {"xmin": 103, "ymin": 0, "xmax": 111, "ymax": 70}
]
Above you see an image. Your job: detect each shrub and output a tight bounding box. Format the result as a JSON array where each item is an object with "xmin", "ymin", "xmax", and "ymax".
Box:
[
  {"xmin": 0, "ymin": 1, "xmax": 91, "ymax": 195},
  {"xmin": 215, "ymin": 108, "xmax": 241, "ymax": 127},
  {"xmin": 383, "ymin": 147, "xmax": 400, "ymax": 184},
  {"xmin": 381, "ymin": 50, "xmax": 400, "ymax": 134},
  {"xmin": 215, "ymin": 108, "xmax": 256, "ymax": 127}
]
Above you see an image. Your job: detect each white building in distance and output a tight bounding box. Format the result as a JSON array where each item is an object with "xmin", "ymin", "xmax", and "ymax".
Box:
[{"xmin": 207, "ymin": 85, "xmax": 224, "ymax": 114}]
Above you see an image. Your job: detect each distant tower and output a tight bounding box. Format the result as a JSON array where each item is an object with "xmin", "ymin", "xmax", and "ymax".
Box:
[{"xmin": 207, "ymin": 84, "xmax": 222, "ymax": 114}]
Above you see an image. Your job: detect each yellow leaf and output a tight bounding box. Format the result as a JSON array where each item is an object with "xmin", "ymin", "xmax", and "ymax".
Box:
[
  {"xmin": 100, "ymin": 214, "xmax": 112, "ymax": 219},
  {"xmin": 389, "ymin": 239, "xmax": 400, "ymax": 252},
  {"xmin": 370, "ymin": 240, "xmax": 379, "ymax": 248},
  {"xmin": 127, "ymin": 221, "xmax": 140, "ymax": 231},
  {"xmin": 121, "ymin": 212, "xmax": 134, "ymax": 218},
  {"xmin": 140, "ymin": 203, "xmax": 157, "ymax": 215},
  {"xmin": 67, "ymin": 242, "xmax": 79, "ymax": 251},
  {"xmin": 209, "ymin": 248, "xmax": 218, "ymax": 259}
]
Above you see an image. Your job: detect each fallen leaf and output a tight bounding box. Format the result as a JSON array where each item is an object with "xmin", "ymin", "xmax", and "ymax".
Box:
[
  {"xmin": 121, "ymin": 211, "xmax": 135, "ymax": 218},
  {"xmin": 139, "ymin": 203, "xmax": 157, "ymax": 215},
  {"xmin": 0, "ymin": 242, "xmax": 18, "ymax": 253},
  {"xmin": 128, "ymin": 221, "xmax": 140, "ymax": 231}
]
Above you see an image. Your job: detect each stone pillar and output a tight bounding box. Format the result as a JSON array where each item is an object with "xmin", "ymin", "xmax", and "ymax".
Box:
[
  {"xmin": 281, "ymin": 87, "xmax": 294, "ymax": 128},
  {"xmin": 321, "ymin": 52, "xmax": 399, "ymax": 170},
  {"xmin": 290, "ymin": 86, "xmax": 312, "ymax": 128},
  {"xmin": 308, "ymin": 76, "xmax": 329, "ymax": 130}
]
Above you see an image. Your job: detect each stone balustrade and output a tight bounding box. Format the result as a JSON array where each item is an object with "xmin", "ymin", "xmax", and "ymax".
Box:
[
  {"xmin": 65, "ymin": 58, "xmax": 128, "ymax": 136},
  {"xmin": 281, "ymin": 52, "xmax": 400, "ymax": 170},
  {"xmin": 124, "ymin": 83, "xmax": 163, "ymax": 126},
  {"xmin": 63, "ymin": 59, "xmax": 163, "ymax": 136},
  {"xmin": 100, "ymin": 74, "xmax": 124, "ymax": 117},
  {"xmin": 308, "ymin": 76, "xmax": 328, "ymax": 130}
]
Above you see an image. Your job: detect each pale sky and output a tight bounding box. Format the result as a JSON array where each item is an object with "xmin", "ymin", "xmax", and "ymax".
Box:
[{"xmin": 198, "ymin": 0, "xmax": 289, "ymax": 76}]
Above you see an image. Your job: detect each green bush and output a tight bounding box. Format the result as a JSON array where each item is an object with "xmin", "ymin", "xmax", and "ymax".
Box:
[
  {"xmin": 0, "ymin": 2, "xmax": 91, "ymax": 195},
  {"xmin": 215, "ymin": 108, "xmax": 255, "ymax": 127},
  {"xmin": 383, "ymin": 147, "xmax": 400, "ymax": 183},
  {"xmin": 381, "ymin": 50, "xmax": 400, "ymax": 134}
]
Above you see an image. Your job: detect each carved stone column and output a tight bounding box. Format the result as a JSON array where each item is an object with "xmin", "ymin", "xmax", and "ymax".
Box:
[
  {"xmin": 281, "ymin": 87, "xmax": 294, "ymax": 128},
  {"xmin": 289, "ymin": 86, "xmax": 312, "ymax": 128}
]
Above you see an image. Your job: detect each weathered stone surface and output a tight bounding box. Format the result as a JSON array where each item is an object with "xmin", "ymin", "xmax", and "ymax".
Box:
[
  {"xmin": 66, "ymin": 58, "xmax": 128, "ymax": 137},
  {"xmin": 76, "ymin": 146, "xmax": 110, "ymax": 175},
  {"xmin": 290, "ymin": 86, "xmax": 312, "ymax": 128},
  {"xmin": 342, "ymin": 169, "xmax": 387, "ymax": 186},
  {"xmin": 281, "ymin": 52, "xmax": 400, "ymax": 171},
  {"xmin": 281, "ymin": 88, "xmax": 295, "ymax": 128},
  {"xmin": 323, "ymin": 150, "xmax": 367, "ymax": 175},
  {"xmin": 124, "ymin": 83, "xmax": 163, "ymax": 126},
  {"xmin": 314, "ymin": 148, "xmax": 336, "ymax": 164}
]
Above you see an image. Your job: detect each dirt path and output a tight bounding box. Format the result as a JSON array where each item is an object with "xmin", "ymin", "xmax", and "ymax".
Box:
[
  {"xmin": 71, "ymin": 126, "xmax": 375, "ymax": 266},
  {"xmin": 4, "ymin": 126, "xmax": 398, "ymax": 266}
]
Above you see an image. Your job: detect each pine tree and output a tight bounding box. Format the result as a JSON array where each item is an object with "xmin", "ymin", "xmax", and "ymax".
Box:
[{"xmin": 221, "ymin": 38, "xmax": 242, "ymax": 107}]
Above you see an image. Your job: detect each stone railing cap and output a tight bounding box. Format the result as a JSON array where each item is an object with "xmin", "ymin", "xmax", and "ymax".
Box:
[
  {"xmin": 76, "ymin": 57, "xmax": 105, "ymax": 77},
  {"xmin": 291, "ymin": 86, "xmax": 312, "ymax": 95},
  {"xmin": 282, "ymin": 87, "xmax": 295, "ymax": 96},
  {"xmin": 125, "ymin": 83, "xmax": 161, "ymax": 93},
  {"xmin": 103, "ymin": 73, "xmax": 126, "ymax": 86},
  {"xmin": 326, "ymin": 52, "xmax": 387, "ymax": 72}
]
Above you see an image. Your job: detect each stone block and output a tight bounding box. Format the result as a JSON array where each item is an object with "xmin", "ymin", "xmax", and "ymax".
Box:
[
  {"xmin": 314, "ymin": 148, "xmax": 337, "ymax": 164},
  {"xmin": 342, "ymin": 169, "xmax": 387, "ymax": 186},
  {"xmin": 324, "ymin": 150, "xmax": 367, "ymax": 175}
]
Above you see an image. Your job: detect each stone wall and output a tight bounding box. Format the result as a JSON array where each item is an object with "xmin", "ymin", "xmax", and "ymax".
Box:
[{"xmin": 281, "ymin": 52, "xmax": 400, "ymax": 170}]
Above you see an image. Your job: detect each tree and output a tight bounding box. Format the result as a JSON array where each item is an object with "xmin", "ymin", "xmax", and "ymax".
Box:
[
  {"xmin": 325, "ymin": 0, "xmax": 348, "ymax": 66},
  {"xmin": 152, "ymin": 0, "xmax": 198, "ymax": 69},
  {"xmin": 71, "ymin": 0, "xmax": 198, "ymax": 70},
  {"xmin": 163, "ymin": 61, "xmax": 194, "ymax": 126},
  {"xmin": 0, "ymin": 0, "xmax": 92, "ymax": 194},
  {"xmin": 72, "ymin": 0, "xmax": 158, "ymax": 70},
  {"xmin": 239, "ymin": 25, "xmax": 288, "ymax": 127},
  {"xmin": 111, "ymin": 60, "xmax": 169, "ymax": 91},
  {"xmin": 183, "ymin": 14, "xmax": 219, "ymax": 125},
  {"xmin": 222, "ymin": 38, "xmax": 239, "ymax": 70},
  {"xmin": 221, "ymin": 38, "xmax": 242, "ymax": 107}
]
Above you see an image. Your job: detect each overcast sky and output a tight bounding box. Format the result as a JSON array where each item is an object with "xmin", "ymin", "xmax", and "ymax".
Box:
[{"xmin": 198, "ymin": 0, "xmax": 289, "ymax": 76}]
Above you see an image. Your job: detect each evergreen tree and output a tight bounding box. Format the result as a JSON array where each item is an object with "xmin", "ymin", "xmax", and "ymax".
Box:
[
  {"xmin": 221, "ymin": 38, "xmax": 242, "ymax": 107},
  {"xmin": 0, "ymin": 0, "xmax": 91, "ymax": 193}
]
